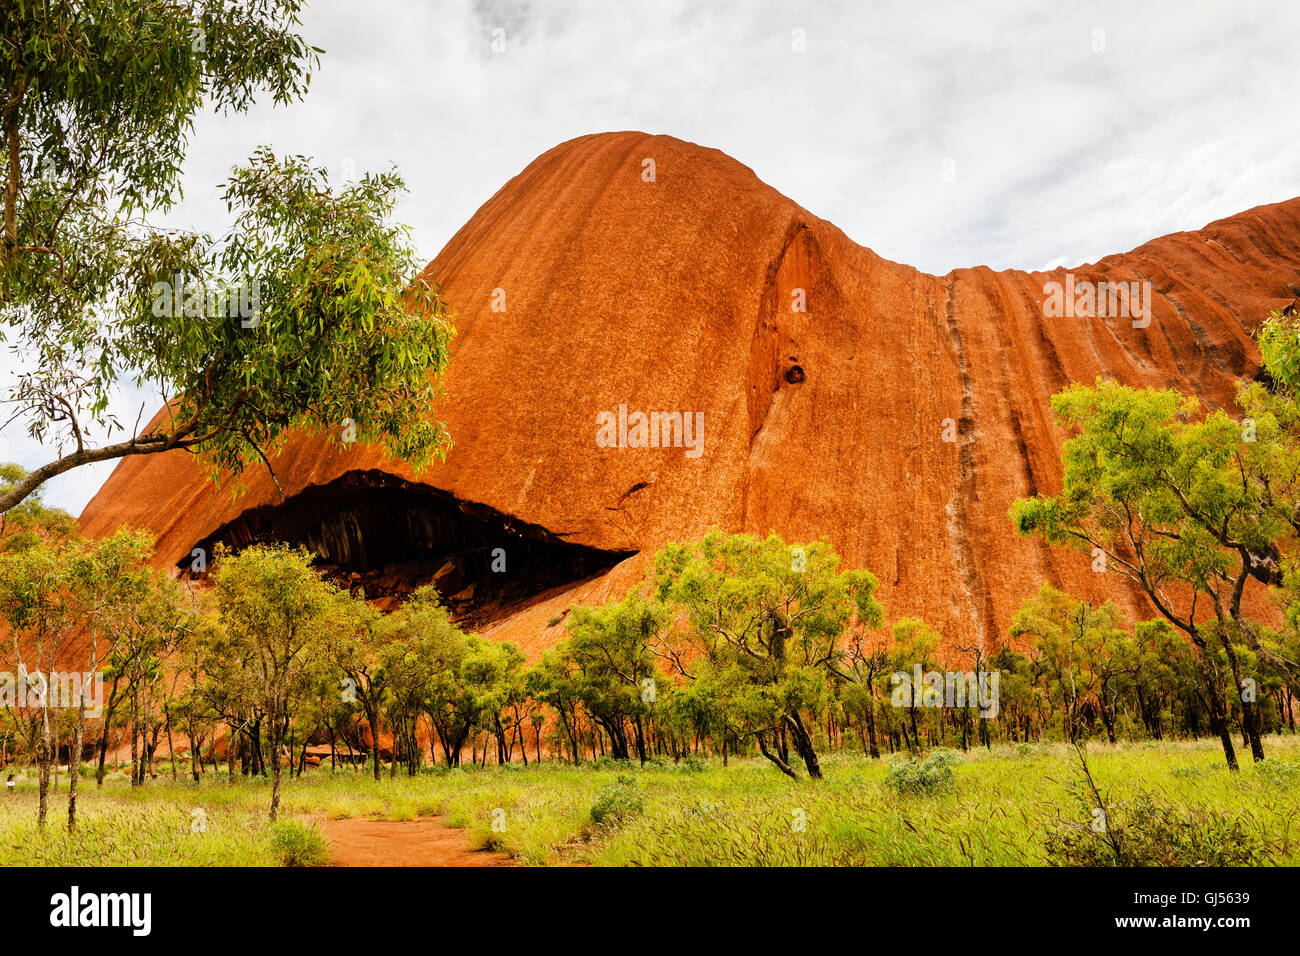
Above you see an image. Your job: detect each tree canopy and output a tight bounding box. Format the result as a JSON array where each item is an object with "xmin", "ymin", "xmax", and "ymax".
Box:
[{"xmin": 0, "ymin": 0, "xmax": 455, "ymax": 513}]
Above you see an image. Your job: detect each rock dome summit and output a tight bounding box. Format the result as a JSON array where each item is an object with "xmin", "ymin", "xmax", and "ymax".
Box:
[{"xmin": 78, "ymin": 131, "xmax": 1300, "ymax": 657}]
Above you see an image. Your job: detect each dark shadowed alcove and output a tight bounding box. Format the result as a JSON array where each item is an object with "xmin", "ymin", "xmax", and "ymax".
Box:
[{"xmin": 181, "ymin": 469, "xmax": 632, "ymax": 625}]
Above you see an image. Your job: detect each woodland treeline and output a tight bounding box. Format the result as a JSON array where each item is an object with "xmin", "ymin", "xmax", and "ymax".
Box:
[{"xmin": 2, "ymin": 481, "xmax": 1297, "ymax": 829}]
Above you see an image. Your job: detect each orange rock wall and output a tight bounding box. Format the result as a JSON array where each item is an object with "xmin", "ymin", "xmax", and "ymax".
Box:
[{"xmin": 78, "ymin": 132, "xmax": 1300, "ymax": 658}]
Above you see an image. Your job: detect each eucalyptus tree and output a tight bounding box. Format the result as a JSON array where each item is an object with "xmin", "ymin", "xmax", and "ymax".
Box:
[
  {"xmin": 0, "ymin": 536, "xmax": 75, "ymax": 826},
  {"xmin": 0, "ymin": 1, "xmax": 455, "ymax": 513},
  {"xmin": 327, "ymin": 591, "xmax": 387, "ymax": 779},
  {"xmin": 1010, "ymin": 584, "xmax": 1128, "ymax": 743},
  {"xmin": 653, "ymin": 532, "xmax": 884, "ymax": 780},
  {"xmin": 463, "ymin": 638, "xmax": 527, "ymax": 766},
  {"xmin": 0, "ymin": 464, "xmax": 73, "ymax": 548},
  {"xmin": 838, "ymin": 625, "xmax": 891, "ymax": 758},
  {"xmin": 64, "ymin": 528, "xmax": 153, "ymax": 825},
  {"xmin": 886, "ymin": 617, "xmax": 941, "ymax": 752},
  {"xmin": 383, "ymin": 586, "xmax": 469, "ymax": 769},
  {"xmin": 170, "ymin": 613, "xmax": 225, "ymax": 782},
  {"xmin": 525, "ymin": 650, "xmax": 584, "ymax": 765},
  {"xmin": 119, "ymin": 567, "xmax": 201, "ymax": 785},
  {"xmin": 211, "ymin": 543, "xmax": 332, "ymax": 820},
  {"xmin": 555, "ymin": 592, "xmax": 668, "ymax": 764},
  {"xmin": 1010, "ymin": 380, "xmax": 1282, "ymax": 767}
]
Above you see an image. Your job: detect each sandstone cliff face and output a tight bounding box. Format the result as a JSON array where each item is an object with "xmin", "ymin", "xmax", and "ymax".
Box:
[{"xmin": 77, "ymin": 131, "xmax": 1300, "ymax": 658}]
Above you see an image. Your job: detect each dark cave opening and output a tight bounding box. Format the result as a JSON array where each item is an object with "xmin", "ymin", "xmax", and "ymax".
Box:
[{"xmin": 180, "ymin": 469, "xmax": 633, "ymax": 626}]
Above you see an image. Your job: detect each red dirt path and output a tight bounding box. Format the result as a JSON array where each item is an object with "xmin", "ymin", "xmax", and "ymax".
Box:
[{"xmin": 317, "ymin": 816, "xmax": 513, "ymax": 867}]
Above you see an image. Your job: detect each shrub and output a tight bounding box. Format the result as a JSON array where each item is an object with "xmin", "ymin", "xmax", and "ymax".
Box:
[
  {"xmin": 886, "ymin": 748, "xmax": 958, "ymax": 796},
  {"xmin": 590, "ymin": 773, "xmax": 644, "ymax": 826},
  {"xmin": 1045, "ymin": 791, "xmax": 1268, "ymax": 866},
  {"xmin": 270, "ymin": 821, "xmax": 330, "ymax": 867},
  {"xmin": 679, "ymin": 755, "xmax": 707, "ymax": 773},
  {"xmin": 1255, "ymin": 760, "xmax": 1300, "ymax": 788}
]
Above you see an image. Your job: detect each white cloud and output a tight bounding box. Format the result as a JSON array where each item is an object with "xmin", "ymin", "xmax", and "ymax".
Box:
[{"xmin": 5, "ymin": 0, "xmax": 1298, "ymax": 515}]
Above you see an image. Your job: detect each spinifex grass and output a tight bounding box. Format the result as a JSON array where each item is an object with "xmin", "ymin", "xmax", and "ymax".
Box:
[{"xmin": 1, "ymin": 735, "xmax": 1296, "ymax": 866}]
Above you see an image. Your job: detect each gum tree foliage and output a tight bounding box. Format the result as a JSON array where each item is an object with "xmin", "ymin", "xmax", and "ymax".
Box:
[
  {"xmin": 382, "ymin": 586, "xmax": 469, "ymax": 768},
  {"xmin": 551, "ymin": 591, "xmax": 669, "ymax": 765},
  {"xmin": 658, "ymin": 668, "xmax": 729, "ymax": 762},
  {"xmin": 0, "ymin": 0, "xmax": 455, "ymax": 513},
  {"xmin": 1246, "ymin": 311, "xmax": 1300, "ymax": 682},
  {"xmin": 1009, "ymin": 584, "xmax": 1131, "ymax": 744},
  {"xmin": 0, "ymin": 463, "xmax": 70, "ymax": 823},
  {"xmin": 1257, "ymin": 308, "xmax": 1300, "ymax": 396},
  {"xmin": 326, "ymin": 591, "xmax": 387, "ymax": 779},
  {"xmin": 63, "ymin": 526, "xmax": 153, "ymax": 825},
  {"xmin": 0, "ymin": 517, "xmax": 165, "ymax": 829},
  {"xmin": 191, "ymin": 606, "xmax": 260, "ymax": 781},
  {"xmin": 837, "ymin": 623, "xmax": 892, "ymax": 759},
  {"xmin": 1128, "ymin": 618, "xmax": 1196, "ymax": 740},
  {"xmin": 210, "ymin": 543, "xmax": 332, "ymax": 820},
  {"xmin": 526, "ymin": 648, "xmax": 586, "ymax": 764},
  {"xmin": 123, "ymin": 568, "xmax": 201, "ymax": 785},
  {"xmin": 885, "ymin": 616, "xmax": 940, "ymax": 753},
  {"xmin": 432, "ymin": 634, "xmax": 527, "ymax": 767},
  {"xmin": 463, "ymin": 636, "xmax": 528, "ymax": 767},
  {"xmin": 653, "ymin": 531, "xmax": 883, "ymax": 780},
  {"xmin": 169, "ymin": 610, "xmax": 225, "ymax": 783},
  {"xmin": 0, "ymin": 533, "xmax": 74, "ymax": 828},
  {"xmin": 1009, "ymin": 379, "xmax": 1288, "ymax": 768},
  {"xmin": 0, "ymin": 463, "xmax": 73, "ymax": 549},
  {"xmin": 376, "ymin": 594, "xmax": 458, "ymax": 777}
]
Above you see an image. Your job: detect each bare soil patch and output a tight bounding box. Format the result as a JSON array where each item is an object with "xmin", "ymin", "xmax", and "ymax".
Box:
[{"xmin": 318, "ymin": 816, "xmax": 513, "ymax": 867}]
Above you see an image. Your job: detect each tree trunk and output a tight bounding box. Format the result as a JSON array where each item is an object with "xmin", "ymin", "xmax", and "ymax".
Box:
[
  {"xmin": 37, "ymin": 714, "xmax": 52, "ymax": 829},
  {"xmin": 1196, "ymin": 650, "xmax": 1239, "ymax": 771},
  {"xmin": 864, "ymin": 700, "xmax": 881, "ymax": 759},
  {"xmin": 757, "ymin": 730, "xmax": 798, "ymax": 780},
  {"xmin": 251, "ymin": 720, "xmax": 265, "ymax": 776},
  {"xmin": 67, "ymin": 708, "xmax": 83, "ymax": 832},
  {"xmin": 269, "ymin": 716, "xmax": 284, "ymax": 821},
  {"xmin": 633, "ymin": 714, "xmax": 647, "ymax": 766},
  {"xmin": 165, "ymin": 706, "xmax": 178, "ymax": 781},
  {"xmin": 783, "ymin": 712, "xmax": 822, "ymax": 779},
  {"xmin": 1217, "ymin": 630, "xmax": 1265, "ymax": 762},
  {"xmin": 95, "ymin": 673, "xmax": 120, "ymax": 786},
  {"xmin": 368, "ymin": 712, "xmax": 382, "ymax": 781},
  {"xmin": 129, "ymin": 689, "xmax": 141, "ymax": 787}
]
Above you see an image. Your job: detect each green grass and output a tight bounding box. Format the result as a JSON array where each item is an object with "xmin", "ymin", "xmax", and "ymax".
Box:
[{"xmin": 2, "ymin": 734, "xmax": 1297, "ymax": 866}]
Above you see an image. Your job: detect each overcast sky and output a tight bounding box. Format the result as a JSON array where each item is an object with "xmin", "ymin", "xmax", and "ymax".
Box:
[{"xmin": 5, "ymin": 0, "xmax": 1299, "ymax": 516}]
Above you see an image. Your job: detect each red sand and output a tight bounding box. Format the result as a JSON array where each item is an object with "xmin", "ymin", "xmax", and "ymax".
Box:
[{"xmin": 316, "ymin": 816, "xmax": 512, "ymax": 867}]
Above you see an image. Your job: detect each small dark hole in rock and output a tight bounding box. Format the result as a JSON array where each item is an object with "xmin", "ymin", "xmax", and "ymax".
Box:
[{"xmin": 785, "ymin": 365, "xmax": 806, "ymax": 384}]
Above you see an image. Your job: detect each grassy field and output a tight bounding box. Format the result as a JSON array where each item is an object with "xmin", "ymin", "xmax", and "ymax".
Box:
[{"xmin": 2, "ymin": 734, "xmax": 1297, "ymax": 866}]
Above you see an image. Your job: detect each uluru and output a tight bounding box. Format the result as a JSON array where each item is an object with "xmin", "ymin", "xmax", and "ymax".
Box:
[{"xmin": 76, "ymin": 131, "xmax": 1300, "ymax": 657}]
